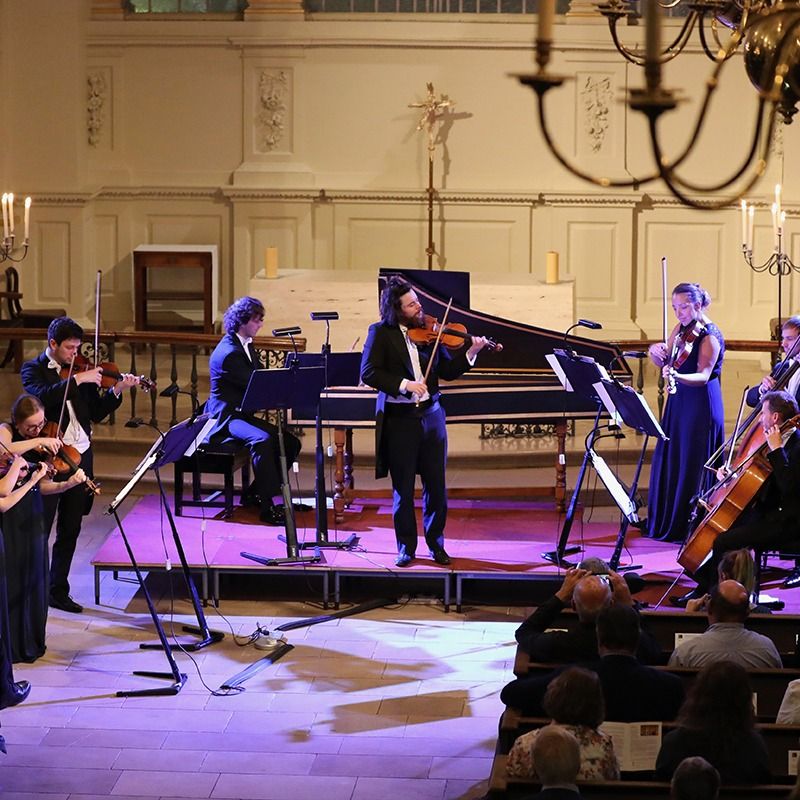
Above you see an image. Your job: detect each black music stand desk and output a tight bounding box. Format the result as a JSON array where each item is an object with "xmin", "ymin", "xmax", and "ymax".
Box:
[{"xmin": 239, "ymin": 365, "xmax": 326, "ymax": 566}]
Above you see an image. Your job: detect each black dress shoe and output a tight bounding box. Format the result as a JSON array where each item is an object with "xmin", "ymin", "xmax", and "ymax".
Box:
[
  {"xmin": 259, "ymin": 506, "xmax": 286, "ymax": 525},
  {"xmin": 49, "ymin": 594, "xmax": 83, "ymax": 614},
  {"xmin": 292, "ymin": 503, "xmax": 313, "ymax": 513},
  {"xmin": 784, "ymin": 568, "xmax": 800, "ymax": 589},
  {"xmin": 6, "ymin": 680, "xmax": 30, "ymax": 707},
  {"xmin": 395, "ymin": 553, "xmax": 414, "ymax": 567},
  {"xmin": 430, "ymin": 548, "xmax": 452, "ymax": 566},
  {"xmin": 669, "ymin": 588, "xmax": 704, "ymax": 608}
]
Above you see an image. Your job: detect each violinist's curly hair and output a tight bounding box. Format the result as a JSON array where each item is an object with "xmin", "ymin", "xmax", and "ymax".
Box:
[
  {"xmin": 10, "ymin": 393, "xmax": 43, "ymax": 425},
  {"xmin": 223, "ymin": 297, "xmax": 264, "ymax": 335},
  {"xmin": 48, "ymin": 317, "xmax": 83, "ymax": 345},
  {"xmin": 673, "ymin": 282, "xmax": 711, "ymax": 309},
  {"xmin": 379, "ymin": 275, "xmax": 413, "ymax": 327}
]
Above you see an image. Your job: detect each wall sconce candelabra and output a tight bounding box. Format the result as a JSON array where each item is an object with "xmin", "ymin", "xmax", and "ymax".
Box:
[
  {"xmin": 741, "ymin": 182, "xmax": 799, "ymax": 324},
  {"xmin": 0, "ymin": 193, "xmax": 32, "ymax": 263},
  {"xmin": 514, "ymin": 0, "xmax": 800, "ymax": 209}
]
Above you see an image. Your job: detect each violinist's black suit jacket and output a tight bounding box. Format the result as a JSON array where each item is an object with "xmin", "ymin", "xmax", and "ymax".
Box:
[
  {"xmin": 21, "ymin": 351, "xmax": 122, "ymax": 438},
  {"xmin": 359, "ymin": 321, "xmax": 471, "ymax": 479},
  {"xmin": 745, "ymin": 359, "xmax": 800, "ymax": 407}
]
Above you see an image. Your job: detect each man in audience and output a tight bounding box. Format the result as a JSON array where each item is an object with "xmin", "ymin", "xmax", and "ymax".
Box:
[
  {"xmin": 515, "ymin": 567, "xmax": 660, "ymax": 664},
  {"xmin": 670, "ymin": 757, "xmax": 720, "ymax": 800},
  {"xmin": 523, "ymin": 725, "xmax": 583, "ymax": 800},
  {"xmin": 668, "ymin": 579, "xmax": 781, "ymax": 668},
  {"xmin": 503, "ymin": 604, "xmax": 684, "ymax": 720}
]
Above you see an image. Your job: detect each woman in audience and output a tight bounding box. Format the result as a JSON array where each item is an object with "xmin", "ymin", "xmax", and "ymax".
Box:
[
  {"xmin": 655, "ymin": 660, "xmax": 771, "ymax": 784},
  {"xmin": 506, "ymin": 666, "xmax": 619, "ymax": 781},
  {"xmin": 0, "ymin": 394, "xmax": 86, "ymax": 662},
  {"xmin": 685, "ymin": 548, "xmax": 772, "ymax": 614}
]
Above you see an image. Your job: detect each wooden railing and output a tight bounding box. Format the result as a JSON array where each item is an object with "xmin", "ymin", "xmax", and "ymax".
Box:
[{"xmin": 0, "ymin": 328, "xmax": 306, "ymax": 429}]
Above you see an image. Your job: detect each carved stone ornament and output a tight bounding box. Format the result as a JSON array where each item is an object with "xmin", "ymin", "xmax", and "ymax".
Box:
[
  {"xmin": 257, "ymin": 70, "xmax": 288, "ymax": 152},
  {"xmin": 87, "ymin": 71, "xmax": 107, "ymax": 147},
  {"xmin": 581, "ymin": 75, "xmax": 612, "ymax": 154}
]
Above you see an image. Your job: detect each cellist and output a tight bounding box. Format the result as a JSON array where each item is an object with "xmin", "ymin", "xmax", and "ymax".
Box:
[
  {"xmin": 674, "ymin": 390, "xmax": 800, "ymax": 605},
  {"xmin": 20, "ymin": 317, "xmax": 137, "ymax": 614},
  {"xmin": 745, "ymin": 315, "xmax": 800, "ymax": 408}
]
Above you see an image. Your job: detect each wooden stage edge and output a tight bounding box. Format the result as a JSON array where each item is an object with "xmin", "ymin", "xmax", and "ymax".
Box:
[{"xmin": 91, "ymin": 494, "xmax": 800, "ymax": 615}]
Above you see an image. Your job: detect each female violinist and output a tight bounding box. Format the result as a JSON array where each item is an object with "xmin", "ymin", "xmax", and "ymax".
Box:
[
  {"xmin": 0, "ymin": 395, "xmax": 87, "ymax": 663},
  {"xmin": 678, "ymin": 390, "xmax": 800, "ymax": 603},
  {"xmin": 646, "ymin": 282, "xmax": 725, "ymax": 544},
  {"xmin": 0, "ymin": 451, "xmax": 47, "ymax": 705}
]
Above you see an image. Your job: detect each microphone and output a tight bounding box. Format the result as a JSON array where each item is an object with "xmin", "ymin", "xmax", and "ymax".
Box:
[
  {"xmin": 272, "ymin": 326, "xmax": 302, "ymax": 337},
  {"xmin": 577, "ymin": 319, "xmax": 603, "ymax": 330},
  {"xmin": 310, "ymin": 311, "xmax": 339, "ymax": 322},
  {"xmin": 622, "ymin": 351, "xmax": 647, "ymax": 359}
]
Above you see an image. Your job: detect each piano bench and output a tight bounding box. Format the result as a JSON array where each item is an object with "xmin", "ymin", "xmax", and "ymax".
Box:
[{"xmin": 174, "ymin": 443, "xmax": 251, "ymax": 519}]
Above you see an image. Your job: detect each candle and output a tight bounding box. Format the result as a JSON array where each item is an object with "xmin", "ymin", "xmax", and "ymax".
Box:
[
  {"xmin": 538, "ymin": 0, "xmax": 555, "ymax": 42},
  {"xmin": 776, "ymin": 183, "xmax": 782, "ymax": 223},
  {"xmin": 546, "ymin": 250, "xmax": 559, "ymax": 284},
  {"xmin": 1, "ymin": 194, "xmax": 7, "ymax": 241},
  {"xmin": 741, "ymin": 200, "xmax": 747, "ymax": 246},
  {"xmin": 265, "ymin": 246, "xmax": 278, "ymax": 279},
  {"xmin": 645, "ymin": 0, "xmax": 662, "ymax": 71},
  {"xmin": 748, "ymin": 205, "xmax": 754, "ymax": 252},
  {"xmin": 7, "ymin": 193, "xmax": 13, "ymax": 236},
  {"xmin": 23, "ymin": 197, "xmax": 31, "ymax": 241},
  {"xmin": 773, "ymin": 203, "xmax": 780, "ymax": 251}
]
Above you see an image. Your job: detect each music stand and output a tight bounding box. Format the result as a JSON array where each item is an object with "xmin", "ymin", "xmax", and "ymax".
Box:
[
  {"xmin": 104, "ymin": 418, "xmax": 224, "ymax": 696},
  {"xmin": 542, "ymin": 349, "xmax": 612, "ymax": 567},
  {"xmin": 287, "ymin": 351, "xmax": 361, "ymax": 549},
  {"xmin": 238, "ymin": 365, "xmax": 326, "ymax": 565},
  {"xmin": 594, "ymin": 379, "xmax": 668, "ymax": 571}
]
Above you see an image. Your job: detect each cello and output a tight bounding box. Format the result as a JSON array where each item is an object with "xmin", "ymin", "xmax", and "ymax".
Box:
[{"xmin": 677, "ymin": 411, "xmax": 800, "ymax": 573}]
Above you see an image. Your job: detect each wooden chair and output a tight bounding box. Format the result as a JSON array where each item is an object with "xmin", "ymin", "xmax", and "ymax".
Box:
[
  {"xmin": 0, "ymin": 265, "xmax": 66, "ymax": 370},
  {"xmin": 173, "ymin": 440, "xmax": 251, "ymax": 519}
]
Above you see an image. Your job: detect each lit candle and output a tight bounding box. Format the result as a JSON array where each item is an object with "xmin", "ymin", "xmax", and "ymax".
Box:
[
  {"xmin": 773, "ymin": 202, "xmax": 780, "ymax": 250},
  {"xmin": 538, "ymin": 0, "xmax": 555, "ymax": 42},
  {"xmin": 776, "ymin": 183, "xmax": 782, "ymax": 223},
  {"xmin": 7, "ymin": 193, "xmax": 14, "ymax": 236},
  {"xmin": 741, "ymin": 200, "xmax": 747, "ymax": 246},
  {"xmin": 23, "ymin": 197, "xmax": 31, "ymax": 241},
  {"xmin": 1, "ymin": 194, "xmax": 7, "ymax": 241},
  {"xmin": 748, "ymin": 205, "xmax": 755, "ymax": 252},
  {"xmin": 265, "ymin": 246, "xmax": 278, "ymax": 279}
]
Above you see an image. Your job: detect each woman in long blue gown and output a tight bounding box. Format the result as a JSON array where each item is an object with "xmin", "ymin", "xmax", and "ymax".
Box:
[{"xmin": 646, "ymin": 282, "xmax": 725, "ymax": 543}]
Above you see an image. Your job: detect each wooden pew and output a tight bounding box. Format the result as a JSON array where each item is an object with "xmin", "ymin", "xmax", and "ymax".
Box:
[
  {"xmin": 498, "ymin": 710, "xmax": 800, "ymax": 777},
  {"xmin": 488, "ymin": 753, "xmax": 793, "ymax": 800},
  {"xmin": 510, "ymin": 656, "xmax": 800, "ymax": 719}
]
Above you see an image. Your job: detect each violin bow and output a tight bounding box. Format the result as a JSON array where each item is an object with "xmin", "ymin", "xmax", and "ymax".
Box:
[
  {"xmin": 661, "ymin": 256, "xmax": 669, "ymax": 347},
  {"xmin": 54, "ymin": 355, "xmax": 76, "ymax": 441},
  {"xmin": 418, "ymin": 297, "xmax": 453, "ymax": 407},
  {"xmin": 93, "ymin": 270, "xmax": 101, "ymax": 369}
]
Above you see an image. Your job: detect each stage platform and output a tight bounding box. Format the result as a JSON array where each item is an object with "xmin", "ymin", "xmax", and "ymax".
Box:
[{"xmin": 92, "ymin": 494, "xmax": 800, "ymax": 613}]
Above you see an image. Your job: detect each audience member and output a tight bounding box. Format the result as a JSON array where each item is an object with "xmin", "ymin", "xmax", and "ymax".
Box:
[
  {"xmin": 514, "ymin": 567, "xmax": 660, "ymax": 664},
  {"xmin": 507, "ymin": 667, "xmax": 619, "ymax": 781},
  {"xmin": 668, "ymin": 580, "xmax": 781, "ymax": 668},
  {"xmin": 522, "ymin": 725, "xmax": 583, "ymax": 800},
  {"xmin": 655, "ymin": 661, "xmax": 771, "ymax": 785},
  {"xmin": 502, "ymin": 604, "xmax": 684, "ymax": 721},
  {"xmin": 685, "ymin": 549, "xmax": 772, "ymax": 615},
  {"xmin": 670, "ymin": 756, "xmax": 720, "ymax": 800}
]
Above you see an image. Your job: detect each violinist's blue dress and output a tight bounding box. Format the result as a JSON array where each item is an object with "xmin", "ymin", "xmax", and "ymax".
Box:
[{"xmin": 647, "ymin": 323, "xmax": 725, "ymax": 542}]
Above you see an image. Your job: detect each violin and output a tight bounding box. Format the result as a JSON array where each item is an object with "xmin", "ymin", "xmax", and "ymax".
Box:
[
  {"xmin": 666, "ymin": 318, "xmax": 706, "ymax": 395},
  {"xmin": 59, "ymin": 353, "xmax": 156, "ymax": 393},
  {"xmin": 40, "ymin": 420, "xmax": 100, "ymax": 495},
  {"xmin": 407, "ymin": 314, "xmax": 503, "ymax": 352},
  {"xmin": 0, "ymin": 451, "xmax": 54, "ymax": 480}
]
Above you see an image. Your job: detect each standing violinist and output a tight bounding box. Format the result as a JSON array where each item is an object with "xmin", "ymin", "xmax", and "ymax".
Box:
[
  {"xmin": 677, "ymin": 390, "xmax": 800, "ymax": 603},
  {"xmin": 359, "ymin": 275, "xmax": 490, "ymax": 567},
  {"xmin": 0, "ymin": 395, "xmax": 87, "ymax": 662},
  {"xmin": 646, "ymin": 283, "xmax": 725, "ymax": 556},
  {"xmin": 21, "ymin": 317, "xmax": 137, "ymax": 614}
]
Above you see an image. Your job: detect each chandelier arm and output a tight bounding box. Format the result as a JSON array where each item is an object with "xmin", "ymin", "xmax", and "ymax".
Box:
[
  {"xmin": 607, "ymin": 19, "xmax": 648, "ymax": 66},
  {"xmin": 536, "ymin": 92, "xmax": 660, "ymax": 188},
  {"xmin": 647, "ymin": 111, "xmax": 772, "ymax": 209},
  {"xmin": 697, "ymin": 15, "xmax": 734, "ymax": 63},
  {"xmin": 662, "ymin": 12, "xmax": 701, "ymax": 58},
  {"xmin": 606, "ymin": 13, "xmax": 697, "ymax": 66},
  {"xmin": 665, "ymin": 96, "xmax": 770, "ymax": 193}
]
